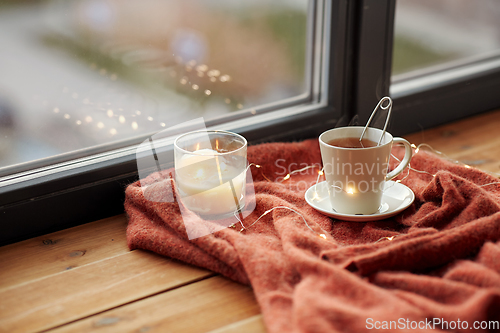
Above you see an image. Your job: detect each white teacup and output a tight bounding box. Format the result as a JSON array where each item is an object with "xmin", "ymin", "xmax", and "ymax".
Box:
[{"xmin": 319, "ymin": 126, "xmax": 412, "ymax": 215}]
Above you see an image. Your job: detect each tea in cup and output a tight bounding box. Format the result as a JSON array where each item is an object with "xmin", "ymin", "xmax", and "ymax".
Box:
[{"xmin": 319, "ymin": 126, "xmax": 412, "ymax": 215}]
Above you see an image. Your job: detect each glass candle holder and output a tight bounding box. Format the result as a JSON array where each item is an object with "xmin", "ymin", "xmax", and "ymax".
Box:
[{"xmin": 174, "ymin": 130, "xmax": 247, "ymax": 220}]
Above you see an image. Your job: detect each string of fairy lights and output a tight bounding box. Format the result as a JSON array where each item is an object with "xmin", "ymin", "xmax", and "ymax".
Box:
[{"xmin": 230, "ymin": 143, "xmax": 500, "ymax": 243}]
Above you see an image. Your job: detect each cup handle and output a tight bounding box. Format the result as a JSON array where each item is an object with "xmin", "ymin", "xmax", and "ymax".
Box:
[{"xmin": 385, "ymin": 138, "xmax": 412, "ymax": 181}]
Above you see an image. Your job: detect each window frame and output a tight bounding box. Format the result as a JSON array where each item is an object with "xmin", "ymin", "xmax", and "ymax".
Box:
[{"xmin": 0, "ymin": 0, "xmax": 355, "ymax": 246}]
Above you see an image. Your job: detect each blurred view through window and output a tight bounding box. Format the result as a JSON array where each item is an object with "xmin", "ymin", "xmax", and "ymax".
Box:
[
  {"xmin": 0, "ymin": 0, "xmax": 308, "ymax": 170},
  {"xmin": 393, "ymin": 0, "xmax": 500, "ymax": 76}
]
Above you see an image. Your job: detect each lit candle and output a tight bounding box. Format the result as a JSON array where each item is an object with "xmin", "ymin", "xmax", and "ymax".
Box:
[{"xmin": 175, "ymin": 148, "xmax": 246, "ymax": 217}]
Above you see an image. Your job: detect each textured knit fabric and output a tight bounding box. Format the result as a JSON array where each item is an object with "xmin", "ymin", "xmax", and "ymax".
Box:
[{"xmin": 125, "ymin": 139, "xmax": 500, "ymax": 333}]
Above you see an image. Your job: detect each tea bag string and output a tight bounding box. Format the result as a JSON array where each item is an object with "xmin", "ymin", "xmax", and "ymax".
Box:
[{"xmin": 359, "ymin": 96, "xmax": 393, "ymax": 146}]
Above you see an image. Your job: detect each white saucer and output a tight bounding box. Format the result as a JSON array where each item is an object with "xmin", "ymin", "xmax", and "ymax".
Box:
[{"xmin": 305, "ymin": 181, "xmax": 415, "ymax": 222}]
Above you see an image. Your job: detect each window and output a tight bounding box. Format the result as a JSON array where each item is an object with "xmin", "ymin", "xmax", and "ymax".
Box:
[
  {"xmin": 0, "ymin": 0, "xmax": 312, "ymax": 173},
  {"xmin": 393, "ymin": 0, "xmax": 500, "ymax": 76},
  {"xmin": 389, "ymin": 0, "xmax": 500, "ymax": 134}
]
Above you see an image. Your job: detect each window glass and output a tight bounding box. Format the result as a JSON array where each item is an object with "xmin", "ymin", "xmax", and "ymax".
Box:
[
  {"xmin": 393, "ymin": 0, "xmax": 500, "ymax": 76},
  {"xmin": 0, "ymin": 0, "xmax": 309, "ymax": 169}
]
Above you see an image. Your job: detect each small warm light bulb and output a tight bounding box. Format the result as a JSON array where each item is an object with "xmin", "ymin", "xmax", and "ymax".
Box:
[
  {"xmin": 196, "ymin": 64, "xmax": 208, "ymax": 72},
  {"xmin": 107, "ymin": 109, "xmax": 114, "ymax": 117},
  {"xmin": 464, "ymin": 165, "xmax": 471, "ymax": 169},
  {"xmin": 64, "ymin": 114, "xmax": 70, "ymax": 119},
  {"xmin": 255, "ymin": 164, "xmax": 261, "ymax": 168},
  {"xmin": 131, "ymin": 121, "xmax": 138, "ymax": 130},
  {"xmin": 283, "ymin": 174, "xmax": 291, "ymax": 181},
  {"xmin": 147, "ymin": 116, "xmax": 153, "ymax": 121},
  {"xmin": 319, "ymin": 234, "xmax": 327, "ymax": 240},
  {"xmin": 204, "ymin": 89, "xmax": 211, "ymax": 96},
  {"xmin": 109, "ymin": 128, "xmax": 117, "ymax": 135},
  {"xmin": 97, "ymin": 122, "xmax": 104, "ymax": 129},
  {"xmin": 85, "ymin": 116, "xmax": 92, "ymax": 123},
  {"xmin": 160, "ymin": 122, "xmax": 166, "ymax": 127},
  {"xmin": 347, "ymin": 187, "xmax": 355, "ymax": 194},
  {"xmin": 411, "ymin": 143, "xmax": 417, "ymax": 149},
  {"xmin": 219, "ymin": 75, "xmax": 231, "ymax": 82},
  {"xmin": 119, "ymin": 115, "xmax": 126, "ymax": 123},
  {"xmin": 415, "ymin": 148, "xmax": 420, "ymax": 153},
  {"xmin": 318, "ymin": 170, "xmax": 324, "ymax": 176},
  {"xmin": 192, "ymin": 84, "xmax": 199, "ymax": 90},
  {"xmin": 195, "ymin": 143, "xmax": 200, "ymax": 151},
  {"xmin": 136, "ymin": 110, "xmax": 141, "ymax": 116},
  {"xmin": 53, "ymin": 107, "xmax": 60, "ymax": 113},
  {"xmin": 387, "ymin": 236, "xmax": 395, "ymax": 241},
  {"xmin": 207, "ymin": 69, "xmax": 220, "ymax": 77}
]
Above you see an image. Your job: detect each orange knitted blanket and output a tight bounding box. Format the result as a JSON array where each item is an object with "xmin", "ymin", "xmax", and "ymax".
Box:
[{"xmin": 125, "ymin": 139, "xmax": 500, "ymax": 332}]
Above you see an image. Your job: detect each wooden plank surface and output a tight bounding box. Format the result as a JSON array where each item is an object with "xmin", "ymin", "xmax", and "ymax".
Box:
[
  {"xmin": 0, "ymin": 215, "xmax": 129, "ymax": 291},
  {"xmin": 0, "ymin": 250, "xmax": 213, "ymax": 333},
  {"xmin": 50, "ymin": 276, "xmax": 260, "ymax": 333},
  {"xmin": 207, "ymin": 315, "xmax": 266, "ymax": 333},
  {"xmin": 404, "ymin": 109, "xmax": 500, "ymax": 175}
]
